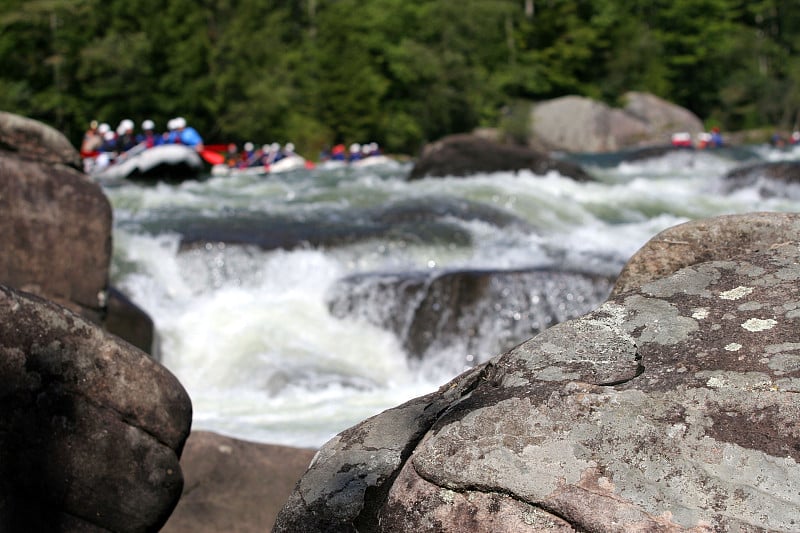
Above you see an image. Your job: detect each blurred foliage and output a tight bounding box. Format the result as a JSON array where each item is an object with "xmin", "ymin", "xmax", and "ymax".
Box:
[{"xmin": 1, "ymin": 0, "xmax": 799, "ymax": 155}]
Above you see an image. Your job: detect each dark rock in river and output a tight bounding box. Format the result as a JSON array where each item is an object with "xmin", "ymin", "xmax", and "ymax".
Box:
[
  {"xmin": 275, "ymin": 212, "xmax": 800, "ymax": 532},
  {"xmin": 0, "ymin": 285, "xmax": 192, "ymax": 532},
  {"xmin": 178, "ymin": 195, "xmax": 528, "ymax": 252},
  {"xmin": 162, "ymin": 431, "xmax": 315, "ymax": 533},
  {"xmin": 328, "ymin": 268, "xmax": 613, "ymax": 363},
  {"xmin": 408, "ymin": 134, "xmax": 592, "ymax": 181},
  {"xmin": 722, "ymin": 161, "xmax": 800, "ymax": 197},
  {"xmin": 0, "ymin": 111, "xmax": 155, "ymax": 354}
]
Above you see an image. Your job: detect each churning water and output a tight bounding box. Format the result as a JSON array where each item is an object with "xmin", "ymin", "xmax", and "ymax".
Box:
[{"xmin": 103, "ymin": 144, "xmax": 800, "ymax": 447}]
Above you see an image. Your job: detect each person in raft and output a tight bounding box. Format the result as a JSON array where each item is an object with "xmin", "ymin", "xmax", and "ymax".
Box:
[
  {"xmin": 170, "ymin": 116, "xmax": 204, "ymax": 150},
  {"xmin": 136, "ymin": 119, "xmax": 164, "ymax": 148},
  {"xmin": 116, "ymin": 119, "xmax": 138, "ymax": 153}
]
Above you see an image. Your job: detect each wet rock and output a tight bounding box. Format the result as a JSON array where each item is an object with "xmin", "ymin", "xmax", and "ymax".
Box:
[
  {"xmin": 408, "ymin": 134, "xmax": 592, "ymax": 181},
  {"xmin": 328, "ymin": 268, "xmax": 613, "ymax": 363},
  {"xmin": 275, "ymin": 214, "xmax": 800, "ymax": 532},
  {"xmin": 162, "ymin": 431, "xmax": 315, "ymax": 533},
  {"xmin": 178, "ymin": 196, "xmax": 525, "ymax": 252},
  {"xmin": 0, "ymin": 284, "xmax": 192, "ymax": 532},
  {"xmin": 726, "ymin": 161, "xmax": 800, "ymax": 184},
  {"xmin": 723, "ymin": 161, "xmax": 800, "ymax": 197}
]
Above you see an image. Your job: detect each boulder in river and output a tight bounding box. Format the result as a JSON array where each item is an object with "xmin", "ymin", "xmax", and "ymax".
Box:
[
  {"xmin": 274, "ymin": 212, "xmax": 800, "ymax": 532},
  {"xmin": 408, "ymin": 134, "xmax": 592, "ymax": 181},
  {"xmin": 328, "ymin": 268, "xmax": 613, "ymax": 364},
  {"xmin": 722, "ymin": 161, "xmax": 800, "ymax": 198},
  {"xmin": 0, "ymin": 110, "xmax": 82, "ymax": 169}
]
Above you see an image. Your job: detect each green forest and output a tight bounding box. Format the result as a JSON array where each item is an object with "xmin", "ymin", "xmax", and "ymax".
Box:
[{"xmin": 2, "ymin": 0, "xmax": 799, "ymax": 155}]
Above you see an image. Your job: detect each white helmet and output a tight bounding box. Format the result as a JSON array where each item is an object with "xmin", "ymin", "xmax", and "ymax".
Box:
[
  {"xmin": 174, "ymin": 117, "xmax": 187, "ymax": 129},
  {"xmin": 262, "ymin": 144, "xmax": 271, "ymax": 152},
  {"xmin": 98, "ymin": 123, "xmax": 110, "ymax": 134},
  {"xmin": 270, "ymin": 142, "xmax": 280, "ymax": 151},
  {"xmin": 285, "ymin": 142, "xmax": 295, "ymax": 152},
  {"xmin": 244, "ymin": 142, "xmax": 254, "ymax": 151},
  {"xmin": 167, "ymin": 119, "xmax": 176, "ymax": 131},
  {"xmin": 119, "ymin": 119, "xmax": 134, "ymax": 131},
  {"xmin": 142, "ymin": 119, "xmax": 155, "ymax": 131},
  {"xmin": 350, "ymin": 143, "xmax": 361, "ymax": 153},
  {"xmin": 103, "ymin": 130, "xmax": 115, "ymax": 141},
  {"xmin": 116, "ymin": 124, "xmax": 127, "ymax": 135}
]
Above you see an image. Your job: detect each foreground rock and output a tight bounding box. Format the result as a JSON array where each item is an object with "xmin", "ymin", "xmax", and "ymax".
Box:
[
  {"xmin": 274, "ymin": 213, "xmax": 800, "ymax": 532},
  {"xmin": 408, "ymin": 134, "xmax": 592, "ymax": 181},
  {"xmin": 0, "ymin": 111, "xmax": 154, "ymax": 353},
  {"xmin": 612, "ymin": 212, "xmax": 800, "ymax": 296},
  {"xmin": 0, "ymin": 285, "xmax": 192, "ymax": 531},
  {"xmin": 0, "ymin": 113, "xmax": 110, "ymax": 318},
  {"xmin": 531, "ymin": 92, "xmax": 703, "ymax": 152},
  {"xmin": 0, "ymin": 110, "xmax": 82, "ymax": 168},
  {"xmin": 162, "ymin": 431, "xmax": 315, "ymax": 533}
]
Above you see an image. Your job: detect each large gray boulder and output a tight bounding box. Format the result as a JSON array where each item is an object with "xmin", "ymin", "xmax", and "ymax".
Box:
[
  {"xmin": 0, "ymin": 284, "xmax": 192, "ymax": 531},
  {"xmin": 622, "ymin": 91, "xmax": 704, "ymax": 140},
  {"xmin": 531, "ymin": 93, "xmax": 703, "ymax": 152},
  {"xmin": 274, "ymin": 213, "xmax": 800, "ymax": 532}
]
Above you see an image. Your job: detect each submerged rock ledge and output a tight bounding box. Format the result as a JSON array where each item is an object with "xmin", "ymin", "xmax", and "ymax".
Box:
[{"xmin": 275, "ymin": 212, "xmax": 800, "ymax": 532}]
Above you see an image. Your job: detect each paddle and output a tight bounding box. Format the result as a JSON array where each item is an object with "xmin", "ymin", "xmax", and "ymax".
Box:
[{"xmin": 199, "ymin": 148, "xmax": 225, "ymax": 165}]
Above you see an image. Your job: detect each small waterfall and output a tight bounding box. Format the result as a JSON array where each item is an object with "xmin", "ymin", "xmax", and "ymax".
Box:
[{"xmin": 328, "ymin": 267, "xmax": 614, "ymax": 373}]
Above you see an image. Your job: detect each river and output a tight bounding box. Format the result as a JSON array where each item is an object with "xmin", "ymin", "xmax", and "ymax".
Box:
[{"xmin": 102, "ymin": 143, "xmax": 800, "ymax": 448}]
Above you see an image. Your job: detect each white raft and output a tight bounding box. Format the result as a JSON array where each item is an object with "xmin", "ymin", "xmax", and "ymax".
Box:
[
  {"xmin": 210, "ymin": 154, "xmax": 309, "ymax": 177},
  {"xmin": 89, "ymin": 144, "xmax": 204, "ymax": 181}
]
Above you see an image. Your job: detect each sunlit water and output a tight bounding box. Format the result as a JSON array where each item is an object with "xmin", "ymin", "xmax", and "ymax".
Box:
[{"xmin": 104, "ymin": 144, "xmax": 800, "ymax": 447}]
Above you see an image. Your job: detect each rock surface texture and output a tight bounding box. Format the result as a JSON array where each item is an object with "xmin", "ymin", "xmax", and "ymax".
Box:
[
  {"xmin": 0, "ymin": 284, "xmax": 192, "ymax": 531},
  {"xmin": 274, "ymin": 213, "xmax": 800, "ymax": 532},
  {"xmin": 0, "ymin": 112, "xmax": 111, "ymax": 317}
]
